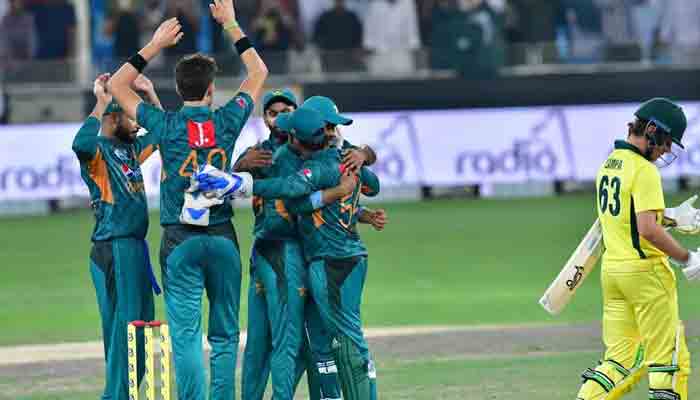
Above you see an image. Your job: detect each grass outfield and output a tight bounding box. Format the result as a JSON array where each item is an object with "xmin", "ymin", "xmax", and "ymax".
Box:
[
  {"xmin": 2, "ymin": 193, "xmax": 700, "ymax": 346},
  {"xmin": 5, "ymin": 337, "xmax": 700, "ymax": 400}
]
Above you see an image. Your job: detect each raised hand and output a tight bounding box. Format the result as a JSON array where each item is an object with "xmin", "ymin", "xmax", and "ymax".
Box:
[
  {"xmin": 94, "ymin": 73, "xmax": 112, "ymax": 105},
  {"xmin": 150, "ymin": 18, "xmax": 184, "ymax": 50},
  {"xmin": 209, "ymin": 0, "xmax": 236, "ymax": 25}
]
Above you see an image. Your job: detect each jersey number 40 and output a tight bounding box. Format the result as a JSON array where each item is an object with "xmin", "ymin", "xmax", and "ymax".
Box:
[{"xmin": 178, "ymin": 149, "xmax": 227, "ymax": 177}]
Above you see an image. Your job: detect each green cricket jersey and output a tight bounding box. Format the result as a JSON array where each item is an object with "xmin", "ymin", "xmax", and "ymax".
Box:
[
  {"xmin": 72, "ymin": 116, "xmax": 159, "ymax": 241},
  {"xmin": 238, "ymin": 137, "xmax": 300, "ymax": 241},
  {"xmin": 136, "ymin": 93, "xmax": 254, "ymax": 226},
  {"xmin": 253, "ymin": 147, "xmax": 380, "ymax": 260}
]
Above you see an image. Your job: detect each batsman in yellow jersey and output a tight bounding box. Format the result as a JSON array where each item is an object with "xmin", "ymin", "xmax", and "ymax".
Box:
[{"xmin": 577, "ymin": 98, "xmax": 700, "ymax": 400}]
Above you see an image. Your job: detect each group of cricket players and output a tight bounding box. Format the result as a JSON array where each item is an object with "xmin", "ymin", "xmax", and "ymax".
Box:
[
  {"xmin": 71, "ymin": 0, "xmax": 700, "ymax": 399},
  {"xmin": 72, "ymin": 1, "xmax": 387, "ymax": 399}
]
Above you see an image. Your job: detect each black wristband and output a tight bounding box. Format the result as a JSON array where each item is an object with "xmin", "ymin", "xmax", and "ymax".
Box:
[
  {"xmin": 127, "ymin": 53, "xmax": 148, "ymax": 73},
  {"xmin": 234, "ymin": 37, "xmax": 253, "ymax": 55}
]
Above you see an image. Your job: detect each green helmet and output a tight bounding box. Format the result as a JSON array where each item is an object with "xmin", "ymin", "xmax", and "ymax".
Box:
[{"xmin": 634, "ymin": 98, "xmax": 687, "ymax": 148}]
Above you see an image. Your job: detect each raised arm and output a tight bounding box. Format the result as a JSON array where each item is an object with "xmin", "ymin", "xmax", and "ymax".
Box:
[
  {"xmin": 210, "ymin": 0, "xmax": 269, "ymax": 104},
  {"xmin": 108, "ymin": 18, "xmax": 183, "ymax": 120},
  {"xmin": 73, "ymin": 74, "xmax": 111, "ymax": 160},
  {"xmin": 132, "ymin": 74, "xmax": 163, "ymax": 110}
]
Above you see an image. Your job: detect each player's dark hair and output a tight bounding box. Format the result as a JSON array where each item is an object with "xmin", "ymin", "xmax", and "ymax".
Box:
[
  {"xmin": 629, "ymin": 118, "xmax": 648, "ymax": 137},
  {"xmin": 175, "ymin": 54, "xmax": 218, "ymax": 101}
]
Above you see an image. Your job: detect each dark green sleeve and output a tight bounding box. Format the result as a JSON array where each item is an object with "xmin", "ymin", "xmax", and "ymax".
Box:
[
  {"xmin": 217, "ymin": 92, "xmax": 255, "ymax": 139},
  {"xmin": 359, "ymin": 167, "xmax": 380, "ymax": 197},
  {"xmin": 72, "ymin": 116, "xmax": 101, "ymax": 161},
  {"xmin": 136, "ymin": 102, "xmax": 165, "ymax": 143},
  {"xmin": 253, "ymin": 160, "xmax": 337, "ymax": 199},
  {"xmin": 133, "ymin": 132, "xmax": 159, "ymax": 164}
]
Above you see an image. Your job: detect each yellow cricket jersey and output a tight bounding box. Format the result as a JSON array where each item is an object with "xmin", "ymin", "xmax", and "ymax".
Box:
[{"xmin": 597, "ymin": 140, "xmax": 666, "ymax": 263}]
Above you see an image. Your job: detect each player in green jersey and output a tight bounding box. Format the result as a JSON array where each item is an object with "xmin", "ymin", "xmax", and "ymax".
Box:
[
  {"xmin": 73, "ymin": 73, "xmax": 162, "ymax": 400},
  {"xmin": 192, "ymin": 107, "xmax": 381, "ymax": 400},
  {"xmin": 235, "ymin": 88, "xmax": 344, "ymax": 400},
  {"xmin": 108, "ymin": 1, "xmax": 268, "ymax": 398}
]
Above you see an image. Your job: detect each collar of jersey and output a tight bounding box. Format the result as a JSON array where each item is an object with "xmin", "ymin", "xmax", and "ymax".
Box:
[
  {"xmin": 614, "ymin": 140, "xmax": 645, "ymax": 158},
  {"xmin": 180, "ymin": 106, "xmax": 211, "ymax": 117}
]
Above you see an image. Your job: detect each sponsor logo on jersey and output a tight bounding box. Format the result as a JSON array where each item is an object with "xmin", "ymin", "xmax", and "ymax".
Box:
[
  {"xmin": 121, "ymin": 163, "xmax": 136, "ymax": 179},
  {"xmin": 187, "ymin": 120, "xmax": 216, "ymax": 149},
  {"xmin": 235, "ymin": 96, "xmax": 248, "ymax": 109},
  {"xmin": 114, "ymin": 148, "xmax": 129, "ymax": 162}
]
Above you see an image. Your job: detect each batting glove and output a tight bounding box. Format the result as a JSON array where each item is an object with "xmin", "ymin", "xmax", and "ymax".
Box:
[
  {"xmin": 664, "ymin": 194, "xmax": 700, "ymax": 234},
  {"xmin": 671, "ymin": 249, "xmax": 700, "ymax": 281}
]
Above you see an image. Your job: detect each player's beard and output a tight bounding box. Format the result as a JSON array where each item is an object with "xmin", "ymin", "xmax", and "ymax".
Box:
[{"xmin": 115, "ymin": 125, "xmax": 137, "ymax": 144}]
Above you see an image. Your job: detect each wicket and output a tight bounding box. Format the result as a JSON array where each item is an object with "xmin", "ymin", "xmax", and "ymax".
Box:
[{"xmin": 127, "ymin": 320, "xmax": 172, "ymax": 400}]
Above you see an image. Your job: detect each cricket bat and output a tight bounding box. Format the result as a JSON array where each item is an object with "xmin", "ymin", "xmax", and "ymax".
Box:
[{"xmin": 539, "ymin": 219, "xmax": 604, "ymax": 315}]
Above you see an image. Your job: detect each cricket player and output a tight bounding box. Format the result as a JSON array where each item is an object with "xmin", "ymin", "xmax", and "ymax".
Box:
[
  {"xmin": 72, "ymin": 73, "xmax": 162, "ymax": 400},
  {"xmin": 578, "ymin": 98, "xmax": 700, "ymax": 400},
  {"xmin": 238, "ymin": 89, "xmax": 378, "ymax": 400},
  {"xmin": 301, "ymin": 95, "xmax": 377, "ymax": 172},
  {"xmin": 237, "ymin": 89, "xmax": 342, "ymax": 400},
  {"xmin": 108, "ymin": 1, "xmax": 268, "ymax": 398},
  {"xmin": 193, "ymin": 107, "xmax": 382, "ymax": 400}
]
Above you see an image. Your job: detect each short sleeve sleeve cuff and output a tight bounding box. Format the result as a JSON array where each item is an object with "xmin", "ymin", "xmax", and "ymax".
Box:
[{"xmin": 633, "ymin": 163, "xmax": 665, "ymax": 212}]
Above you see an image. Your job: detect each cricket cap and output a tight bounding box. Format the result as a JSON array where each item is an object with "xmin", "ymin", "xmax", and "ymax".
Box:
[
  {"xmin": 262, "ymin": 88, "xmax": 298, "ymax": 111},
  {"xmin": 301, "ymin": 96, "xmax": 352, "ymax": 126},
  {"xmin": 276, "ymin": 108, "xmax": 326, "ymax": 145}
]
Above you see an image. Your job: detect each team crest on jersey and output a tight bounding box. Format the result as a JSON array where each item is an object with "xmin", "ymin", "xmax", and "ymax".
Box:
[
  {"xmin": 235, "ymin": 95, "xmax": 248, "ymax": 109},
  {"xmin": 114, "ymin": 148, "xmax": 129, "ymax": 162},
  {"xmin": 301, "ymin": 168, "xmax": 312, "ymax": 180}
]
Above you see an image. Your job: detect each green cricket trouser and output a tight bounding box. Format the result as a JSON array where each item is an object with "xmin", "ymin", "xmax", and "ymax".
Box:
[
  {"xmin": 309, "ymin": 256, "xmax": 377, "ymax": 400},
  {"xmin": 293, "ymin": 296, "xmax": 343, "ymax": 400},
  {"xmin": 242, "ymin": 238, "xmax": 307, "ymax": 400},
  {"xmin": 90, "ymin": 238, "xmax": 155, "ymax": 400},
  {"xmin": 160, "ymin": 223, "xmax": 241, "ymax": 400}
]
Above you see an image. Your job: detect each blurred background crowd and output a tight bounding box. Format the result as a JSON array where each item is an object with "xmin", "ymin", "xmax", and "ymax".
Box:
[{"xmin": 2, "ymin": 0, "xmax": 699, "ymax": 80}]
